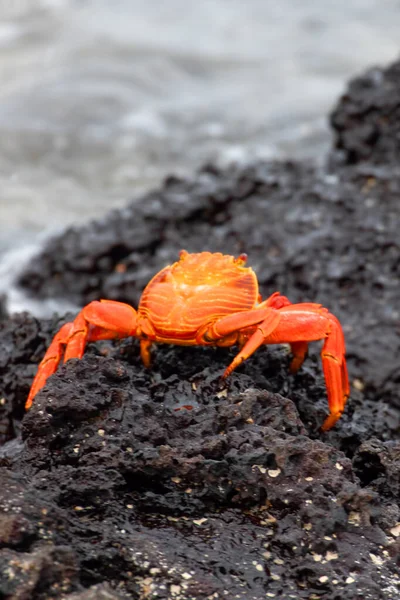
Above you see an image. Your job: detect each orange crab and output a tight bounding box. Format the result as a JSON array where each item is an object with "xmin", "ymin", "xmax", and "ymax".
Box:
[{"xmin": 26, "ymin": 250, "xmax": 349, "ymax": 430}]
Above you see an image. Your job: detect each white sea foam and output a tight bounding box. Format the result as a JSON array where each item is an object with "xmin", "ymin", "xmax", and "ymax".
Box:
[{"xmin": 0, "ymin": 239, "xmax": 78, "ymax": 317}]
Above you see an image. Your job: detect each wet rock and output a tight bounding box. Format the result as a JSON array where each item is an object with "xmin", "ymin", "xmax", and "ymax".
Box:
[
  {"xmin": 65, "ymin": 584, "xmax": 126, "ymax": 600},
  {"xmin": 0, "ymin": 545, "xmax": 79, "ymax": 599},
  {"xmin": 0, "ymin": 318, "xmax": 399, "ymax": 598},
  {"xmin": 353, "ymin": 438, "xmax": 400, "ymax": 502}
]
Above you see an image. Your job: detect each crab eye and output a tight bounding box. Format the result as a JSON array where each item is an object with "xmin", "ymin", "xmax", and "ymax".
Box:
[
  {"xmin": 235, "ymin": 253, "xmax": 248, "ymax": 265},
  {"xmin": 179, "ymin": 249, "xmax": 189, "ymax": 260}
]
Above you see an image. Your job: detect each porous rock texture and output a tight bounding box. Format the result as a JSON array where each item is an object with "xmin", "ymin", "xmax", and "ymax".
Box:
[{"xmin": 1, "ymin": 61, "xmax": 400, "ymax": 599}]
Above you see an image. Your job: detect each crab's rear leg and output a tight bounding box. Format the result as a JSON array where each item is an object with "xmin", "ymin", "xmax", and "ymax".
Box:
[
  {"xmin": 319, "ymin": 313, "xmax": 350, "ymax": 431},
  {"xmin": 26, "ymin": 300, "xmax": 138, "ymax": 409}
]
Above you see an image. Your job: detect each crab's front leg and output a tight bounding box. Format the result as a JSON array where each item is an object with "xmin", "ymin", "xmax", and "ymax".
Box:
[
  {"xmin": 203, "ymin": 292, "xmax": 308, "ymax": 368},
  {"xmin": 270, "ymin": 305, "xmax": 350, "ymax": 431},
  {"xmin": 202, "ymin": 299, "xmax": 349, "ymax": 431},
  {"xmin": 26, "ymin": 300, "xmax": 138, "ymax": 409},
  {"xmin": 258, "ymin": 292, "xmax": 309, "ymax": 370}
]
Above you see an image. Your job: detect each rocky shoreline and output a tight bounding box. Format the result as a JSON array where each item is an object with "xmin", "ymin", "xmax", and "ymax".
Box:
[{"xmin": 1, "ymin": 60, "xmax": 400, "ymax": 599}]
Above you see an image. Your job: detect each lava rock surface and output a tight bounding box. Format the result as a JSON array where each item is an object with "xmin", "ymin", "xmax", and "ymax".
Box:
[
  {"xmin": 1, "ymin": 61, "xmax": 400, "ymax": 599},
  {"xmin": 330, "ymin": 60, "xmax": 400, "ymax": 165}
]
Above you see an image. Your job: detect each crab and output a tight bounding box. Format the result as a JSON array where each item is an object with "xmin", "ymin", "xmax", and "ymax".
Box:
[{"xmin": 26, "ymin": 250, "xmax": 349, "ymax": 430}]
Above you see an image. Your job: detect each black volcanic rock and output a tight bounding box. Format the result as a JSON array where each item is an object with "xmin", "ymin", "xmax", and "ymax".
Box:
[{"xmin": 331, "ymin": 60, "xmax": 400, "ymax": 164}]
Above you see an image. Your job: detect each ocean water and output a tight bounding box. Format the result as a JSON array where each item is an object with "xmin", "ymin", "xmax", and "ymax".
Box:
[{"xmin": 0, "ymin": 0, "xmax": 399, "ymax": 314}]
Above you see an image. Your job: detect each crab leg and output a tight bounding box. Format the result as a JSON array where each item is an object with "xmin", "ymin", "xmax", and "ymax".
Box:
[
  {"xmin": 259, "ymin": 293, "xmax": 309, "ymax": 369},
  {"xmin": 258, "ymin": 291, "xmax": 292, "ymax": 310},
  {"xmin": 26, "ymin": 300, "xmax": 137, "ymax": 409},
  {"xmin": 206, "ymin": 292, "xmax": 307, "ymax": 365},
  {"xmin": 289, "ymin": 341, "xmax": 309, "ymax": 373},
  {"xmin": 209, "ymin": 302, "xmax": 349, "ymax": 431},
  {"xmin": 26, "ymin": 322, "xmax": 74, "ymax": 409},
  {"xmin": 319, "ymin": 314, "xmax": 350, "ymax": 431}
]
